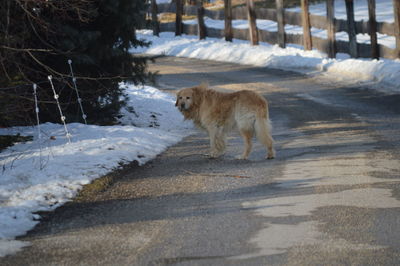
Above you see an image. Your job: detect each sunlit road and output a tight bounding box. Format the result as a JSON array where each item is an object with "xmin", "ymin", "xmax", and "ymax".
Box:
[{"xmin": 2, "ymin": 56, "xmax": 400, "ymax": 265}]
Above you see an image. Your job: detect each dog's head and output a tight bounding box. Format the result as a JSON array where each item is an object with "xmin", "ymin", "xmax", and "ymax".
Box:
[
  {"xmin": 175, "ymin": 87, "xmax": 194, "ymax": 112},
  {"xmin": 175, "ymin": 83, "xmax": 207, "ymax": 112}
]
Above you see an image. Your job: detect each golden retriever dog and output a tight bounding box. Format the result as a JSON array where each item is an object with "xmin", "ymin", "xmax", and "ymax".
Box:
[{"xmin": 175, "ymin": 83, "xmax": 275, "ymax": 160}]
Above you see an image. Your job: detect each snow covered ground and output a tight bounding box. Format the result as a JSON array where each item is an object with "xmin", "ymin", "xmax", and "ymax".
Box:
[
  {"xmin": 1, "ymin": 0, "xmax": 400, "ymax": 259},
  {"xmin": 133, "ymin": 30, "xmax": 400, "ymax": 93},
  {"xmin": 288, "ymin": 0, "xmax": 393, "ymax": 22},
  {"xmin": 183, "ymin": 17, "xmax": 396, "ymax": 49},
  {"xmin": 133, "ymin": 0, "xmax": 399, "ymax": 93},
  {"xmin": 0, "ymin": 84, "xmax": 192, "ymax": 256}
]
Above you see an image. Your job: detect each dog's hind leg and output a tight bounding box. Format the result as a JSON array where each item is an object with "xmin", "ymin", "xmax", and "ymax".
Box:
[
  {"xmin": 237, "ymin": 129, "xmax": 253, "ymax": 160},
  {"xmin": 255, "ymin": 118, "xmax": 275, "ymax": 159}
]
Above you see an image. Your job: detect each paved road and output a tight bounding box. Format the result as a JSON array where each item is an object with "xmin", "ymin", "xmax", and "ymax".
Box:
[{"xmin": 2, "ymin": 57, "xmax": 400, "ymax": 265}]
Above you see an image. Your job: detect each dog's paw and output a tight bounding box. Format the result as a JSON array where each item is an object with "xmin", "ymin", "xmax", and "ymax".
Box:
[
  {"xmin": 266, "ymin": 149, "xmax": 275, "ymax": 160},
  {"xmin": 266, "ymin": 153, "xmax": 275, "ymax": 160},
  {"xmin": 209, "ymin": 151, "xmax": 223, "ymax": 159},
  {"xmin": 235, "ymin": 154, "xmax": 248, "ymax": 160},
  {"xmin": 202, "ymin": 153, "xmax": 216, "ymax": 159}
]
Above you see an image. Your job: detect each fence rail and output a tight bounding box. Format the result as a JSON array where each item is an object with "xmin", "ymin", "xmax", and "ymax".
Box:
[{"xmin": 150, "ymin": 1, "xmax": 400, "ymax": 60}]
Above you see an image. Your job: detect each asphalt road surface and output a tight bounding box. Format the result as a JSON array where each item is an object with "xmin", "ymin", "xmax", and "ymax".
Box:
[{"xmin": 2, "ymin": 57, "xmax": 400, "ymax": 265}]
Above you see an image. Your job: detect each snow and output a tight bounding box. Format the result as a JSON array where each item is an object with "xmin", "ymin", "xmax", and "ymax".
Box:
[
  {"xmin": 133, "ymin": 31, "xmax": 400, "ymax": 93},
  {"xmin": 183, "ymin": 17, "xmax": 396, "ymax": 49},
  {"xmin": 155, "ymin": 0, "xmax": 171, "ymax": 4},
  {"xmin": 289, "ymin": 0, "xmax": 395, "ymax": 48},
  {"xmin": 133, "ymin": 0, "xmax": 400, "ymax": 93},
  {"xmin": 0, "ymin": 84, "xmax": 192, "ymax": 256},
  {"xmin": 288, "ymin": 0, "xmax": 394, "ymax": 22},
  {"xmin": 1, "ymin": 0, "xmax": 400, "ymax": 259}
]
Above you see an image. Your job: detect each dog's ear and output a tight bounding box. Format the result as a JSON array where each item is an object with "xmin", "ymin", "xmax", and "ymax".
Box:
[
  {"xmin": 175, "ymin": 90, "xmax": 180, "ymax": 107},
  {"xmin": 191, "ymin": 87, "xmax": 202, "ymax": 107}
]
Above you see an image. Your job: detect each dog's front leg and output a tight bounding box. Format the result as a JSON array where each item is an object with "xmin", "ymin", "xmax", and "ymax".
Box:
[{"xmin": 208, "ymin": 125, "xmax": 226, "ymax": 158}]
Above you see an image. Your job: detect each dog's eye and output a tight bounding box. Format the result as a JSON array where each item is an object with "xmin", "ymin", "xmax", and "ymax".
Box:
[
  {"xmin": 179, "ymin": 96, "xmax": 183, "ymax": 99},
  {"xmin": 186, "ymin": 97, "xmax": 191, "ymax": 100}
]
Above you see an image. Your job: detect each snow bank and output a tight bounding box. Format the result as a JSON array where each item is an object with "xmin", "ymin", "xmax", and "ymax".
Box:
[
  {"xmin": 133, "ymin": 0, "xmax": 399, "ymax": 93},
  {"xmin": 0, "ymin": 84, "xmax": 192, "ymax": 256},
  {"xmin": 183, "ymin": 17, "xmax": 396, "ymax": 49},
  {"xmin": 133, "ymin": 31, "xmax": 400, "ymax": 93}
]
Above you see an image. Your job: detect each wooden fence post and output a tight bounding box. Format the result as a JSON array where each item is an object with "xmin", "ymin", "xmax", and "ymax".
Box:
[
  {"xmin": 345, "ymin": 0, "xmax": 358, "ymax": 58},
  {"xmin": 368, "ymin": 0, "xmax": 379, "ymax": 59},
  {"xmin": 197, "ymin": 0, "xmax": 206, "ymax": 40},
  {"xmin": 393, "ymin": 0, "xmax": 400, "ymax": 58},
  {"xmin": 151, "ymin": 0, "xmax": 160, "ymax": 36},
  {"xmin": 326, "ymin": 0, "xmax": 336, "ymax": 58},
  {"xmin": 301, "ymin": 0, "xmax": 312, "ymax": 50},
  {"xmin": 224, "ymin": 0, "xmax": 233, "ymax": 42},
  {"xmin": 175, "ymin": 0, "xmax": 183, "ymax": 36},
  {"xmin": 246, "ymin": 0, "xmax": 258, "ymax": 45},
  {"xmin": 276, "ymin": 0, "xmax": 286, "ymax": 48}
]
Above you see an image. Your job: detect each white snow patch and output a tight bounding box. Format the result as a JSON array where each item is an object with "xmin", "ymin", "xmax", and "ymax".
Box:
[
  {"xmin": 134, "ymin": 0, "xmax": 400, "ymax": 95},
  {"xmin": 0, "ymin": 83, "xmax": 193, "ymax": 256},
  {"xmin": 134, "ymin": 31, "xmax": 400, "ymax": 93},
  {"xmin": 288, "ymin": 0, "xmax": 394, "ymax": 23},
  {"xmin": 183, "ymin": 17, "xmax": 396, "ymax": 49}
]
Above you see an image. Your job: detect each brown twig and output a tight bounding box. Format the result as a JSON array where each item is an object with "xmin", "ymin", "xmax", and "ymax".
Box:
[{"xmin": 183, "ymin": 170, "xmax": 251, "ymax": 179}]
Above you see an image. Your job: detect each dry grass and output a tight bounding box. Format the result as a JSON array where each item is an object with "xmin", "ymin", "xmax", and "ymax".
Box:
[
  {"xmin": 72, "ymin": 160, "xmax": 141, "ymax": 203},
  {"xmin": 73, "ymin": 175, "xmax": 114, "ymax": 202}
]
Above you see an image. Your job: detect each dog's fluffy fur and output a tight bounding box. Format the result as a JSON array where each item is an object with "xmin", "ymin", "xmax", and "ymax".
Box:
[{"xmin": 175, "ymin": 83, "xmax": 275, "ymax": 159}]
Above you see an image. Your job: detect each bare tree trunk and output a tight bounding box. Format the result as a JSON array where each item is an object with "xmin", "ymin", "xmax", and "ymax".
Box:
[
  {"xmin": 275, "ymin": 0, "xmax": 285, "ymax": 48},
  {"xmin": 246, "ymin": 0, "xmax": 258, "ymax": 45},
  {"xmin": 368, "ymin": 0, "xmax": 379, "ymax": 59},
  {"xmin": 393, "ymin": 0, "xmax": 400, "ymax": 58},
  {"xmin": 326, "ymin": 0, "xmax": 336, "ymax": 58},
  {"xmin": 224, "ymin": 0, "xmax": 233, "ymax": 42},
  {"xmin": 175, "ymin": 0, "xmax": 183, "ymax": 36},
  {"xmin": 345, "ymin": 0, "xmax": 358, "ymax": 58},
  {"xmin": 151, "ymin": 0, "xmax": 160, "ymax": 36},
  {"xmin": 301, "ymin": 0, "xmax": 312, "ymax": 50},
  {"xmin": 197, "ymin": 0, "xmax": 206, "ymax": 40}
]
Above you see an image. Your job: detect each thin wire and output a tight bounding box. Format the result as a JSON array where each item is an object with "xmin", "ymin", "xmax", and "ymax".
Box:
[
  {"xmin": 68, "ymin": 59, "xmax": 87, "ymax": 124},
  {"xmin": 32, "ymin": 84, "xmax": 41, "ymax": 140},
  {"xmin": 48, "ymin": 75, "xmax": 72, "ymax": 143},
  {"xmin": 33, "ymin": 83, "xmax": 44, "ymax": 170}
]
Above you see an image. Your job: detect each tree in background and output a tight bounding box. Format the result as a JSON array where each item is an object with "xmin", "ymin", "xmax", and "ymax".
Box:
[{"xmin": 0, "ymin": 0, "xmax": 150, "ymax": 126}]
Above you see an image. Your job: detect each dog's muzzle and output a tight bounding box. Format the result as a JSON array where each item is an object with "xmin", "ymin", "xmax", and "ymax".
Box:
[{"xmin": 178, "ymin": 103, "xmax": 186, "ymax": 111}]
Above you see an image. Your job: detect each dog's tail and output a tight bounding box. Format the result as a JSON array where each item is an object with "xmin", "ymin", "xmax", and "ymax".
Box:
[{"xmin": 255, "ymin": 111, "xmax": 275, "ymax": 159}]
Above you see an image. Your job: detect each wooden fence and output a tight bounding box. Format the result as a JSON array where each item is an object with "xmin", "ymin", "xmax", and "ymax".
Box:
[{"xmin": 149, "ymin": 0, "xmax": 400, "ymax": 60}]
